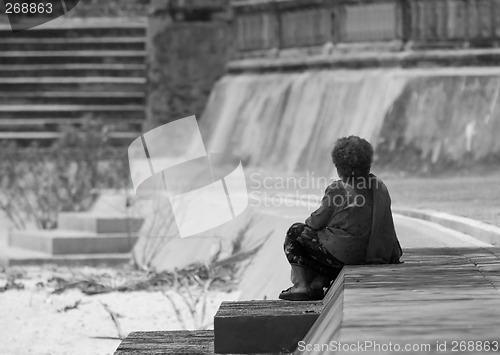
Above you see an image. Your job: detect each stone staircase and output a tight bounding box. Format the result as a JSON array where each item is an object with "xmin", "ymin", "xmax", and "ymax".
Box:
[
  {"xmin": 4, "ymin": 212, "xmax": 143, "ymax": 266},
  {"xmin": 0, "ymin": 18, "xmax": 147, "ymax": 142}
]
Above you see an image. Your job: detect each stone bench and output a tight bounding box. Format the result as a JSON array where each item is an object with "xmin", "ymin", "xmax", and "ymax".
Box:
[
  {"xmin": 113, "ymin": 273, "xmax": 345, "ymax": 355},
  {"xmin": 213, "ymin": 273, "xmax": 345, "ymax": 354},
  {"xmin": 113, "ymin": 247, "xmax": 500, "ymax": 355},
  {"xmin": 114, "ymin": 330, "xmax": 214, "ymax": 355},
  {"xmin": 295, "ymin": 247, "xmax": 500, "ymax": 355},
  {"xmin": 214, "ymin": 300, "xmax": 322, "ymax": 354}
]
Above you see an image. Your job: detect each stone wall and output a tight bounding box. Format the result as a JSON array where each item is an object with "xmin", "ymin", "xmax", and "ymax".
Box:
[
  {"xmin": 231, "ymin": 0, "xmax": 500, "ymax": 60},
  {"xmin": 200, "ymin": 69, "xmax": 500, "ymax": 175},
  {"xmin": 376, "ymin": 73, "xmax": 500, "ymax": 173},
  {"xmin": 145, "ymin": 0, "xmax": 233, "ymax": 128},
  {"xmin": 66, "ymin": 0, "xmax": 150, "ymax": 18}
]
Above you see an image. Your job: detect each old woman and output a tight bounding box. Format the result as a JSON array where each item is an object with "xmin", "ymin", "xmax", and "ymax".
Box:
[{"xmin": 279, "ymin": 136, "xmax": 402, "ymax": 301}]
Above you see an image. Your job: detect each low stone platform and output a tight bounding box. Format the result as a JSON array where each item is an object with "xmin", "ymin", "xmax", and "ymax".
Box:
[
  {"xmin": 9, "ymin": 229, "xmax": 138, "ymax": 255},
  {"xmin": 58, "ymin": 213, "xmax": 143, "ymax": 234},
  {"xmin": 0, "ymin": 245, "xmax": 132, "ymax": 267},
  {"xmin": 112, "ymin": 247, "xmax": 500, "ymax": 355},
  {"xmin": 114, "ymin": 330, "xmax": 215, "ymax": 355},
  {"xmin": 214, "ymin": 300, "xmax": 322, "ymax": 354},
  {"xmin": 298, "ymin": 247, "xmax": 500, "ymax": 355},
  {"xmin": 3, "ymin": 213, "xmax": 142, "ymax": 266},
  {"xmin": 213, "ymin": 273, "xmax": 345, "ymax": 354}
]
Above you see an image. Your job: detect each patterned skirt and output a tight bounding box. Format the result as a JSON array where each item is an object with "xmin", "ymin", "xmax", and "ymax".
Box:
[{"xmin": 284, "ymin": 222, "xmax": 344, "ymax": 278}]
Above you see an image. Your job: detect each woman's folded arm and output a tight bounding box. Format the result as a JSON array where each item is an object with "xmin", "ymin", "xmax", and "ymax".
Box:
[{"xmin": 305, "ymin": 184, "xmax": 344, "ymax": 230}]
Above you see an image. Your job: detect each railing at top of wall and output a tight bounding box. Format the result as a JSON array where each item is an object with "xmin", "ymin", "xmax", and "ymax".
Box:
[{"xmin": 231, "ymin": 0, "xmax": 500, "ymax": 54}]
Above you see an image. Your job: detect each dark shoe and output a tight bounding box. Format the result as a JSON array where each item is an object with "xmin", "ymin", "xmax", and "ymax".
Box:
[
  {"xmin": 278, "ymin": 286, "xmax": 324, "ymax": 301},
  {"xmin": 279, "ymin": 264, "xmax": 324, "ymax": 301}
]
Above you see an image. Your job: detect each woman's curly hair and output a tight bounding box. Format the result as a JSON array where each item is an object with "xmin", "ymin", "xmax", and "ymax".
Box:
[{"xmin": 331, "ymin": 136, "xmax": 374, "ymax": 178}]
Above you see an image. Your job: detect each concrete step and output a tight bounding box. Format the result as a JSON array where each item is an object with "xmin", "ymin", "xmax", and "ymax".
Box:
[
  {"xmin": 0, "ymin": 104, "xmax": 144, "ymax": 119},
  {"xmin": 0, "ymin": 50, "xmax": 146, "ymax": 65},
  {"xmin": 0, "ymin": 80, "xmax": 144, "ymax": 93},
  {"xmin": 0, "ymin": 64, "xmax": 146, "ymax": 77},
  {"xmin": 0, "ymin": 118, "xmax": 143, "ymax": 134},
  {"xmin": 0, "ymin": 117, "xmax": 143, "ymax": 127},
  {"xmin": 114, "ymin": 330, "xmax": 214, "ymax": 355},
  {"xmin": 58, "ymin": 213, "xmax": 144, "ymax": 234},
  {"xmin": 0, "ymin": 76, "xmax": 145, "ymax": 84},
  {"xmin": 0, "ymin": 245, "xmax": 132, "ymax": 267},
  {"xmin": 0, "ymin": 17, "xmax": 146, "ymax": 29},
  {"xmin": 0, "ymin": 37, "xmax": 145, "ymax": 51},
  {"xmin": 8, "ymin": 229, "xmax": 139, "ymax": 255},
  {"xmin": 0, "ymin": 17, "xmax": 146, "ymax": 143},
  {"xmin": 0, "ymin": 131, "xmax": 139, "ymax": 140},
  {"xmin": 214, "ymin": 299, "xmax": 322, "ymax": 354},
  {"xmin": 0, "ymin": 91, "xmax": 145, "ymax": 105},
  {"xmin": 296, "ymin": 248, "xmax": 500, "ymax": 355},
  {"xmin": 0, "ymin": 25, "xmax": 146, "ymax": 40}
]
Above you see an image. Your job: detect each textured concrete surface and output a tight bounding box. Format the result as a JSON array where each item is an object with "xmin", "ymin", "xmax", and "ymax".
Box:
[
  {"xmin": 146, "ymin": 0, "xmax": 232, "ymax": 129},
  {"xmin": 58, "ymin": 213, "xmax": 143, "ymax": 234},
  {"xmin": 201, "ymin": 68, "xmax": 500, "ymax": 175},
  {"xmin": 9, "ymin": 229, "xmax": 138, "ymax": 255},
  {"xmin": 297, "ymin": 247, "xmax": 500, "ymax": 355}
]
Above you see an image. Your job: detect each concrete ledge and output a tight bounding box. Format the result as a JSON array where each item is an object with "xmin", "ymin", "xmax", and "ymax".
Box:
[
  {"xmin": 0, "ymin": 249, "xmax": 132, "ymax": 268},
  {"xmin": 0, "ymin": 17, "xmax": 147, "ymax": 31},
  {"xmin": 228, "ymin": 48, "xmax": 500, "ymax": 73},
  {"xmin": 9, "ymin": 229, "xmax": 138, "ymax": 255},
  {"xmin": 214, "ymin": 270, "xmax": 346, "ymax": 354},
  {"xmin": 111, "ymin": 248, "xmax": 500, "ymax": 355},
  {"xmin": 58, "ymin": 212, "xmax": 144, "ymax": 234},
  {"xmin": 394, "ymin": 208, "xmax": 500, "ymax": 247},
  {"xmin": 114, "ymin": 330, "xmax": 214, "ymax": 355},
  {"xmin": 295, "ymin": 247, "xmax": 500, "ymax": 355},
  {"xmin": 214, "ymin": 299, "xmax": 323, "ymax": 354},
  {"xmin": 296, "ymin": 274, "xmax": 345, "ymax": 354}
]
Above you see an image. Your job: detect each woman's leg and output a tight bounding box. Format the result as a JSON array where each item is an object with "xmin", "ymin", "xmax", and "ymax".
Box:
[
  {"xmin": 284, "ymin": 222, "xmax": 343, "ymax": 278},
  {"xmin": 279, "ymin": 223, "xmax": 343, "ymax": 300}
]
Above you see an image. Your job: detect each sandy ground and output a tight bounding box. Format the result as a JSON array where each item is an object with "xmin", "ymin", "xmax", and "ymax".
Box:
[
  {"xmin": 0, "ymin": 266, "xmax": 239, "ymax": 355},
  {"xmin": 0, "ymin": 209, "xmax": 239, "ymax": 355}
]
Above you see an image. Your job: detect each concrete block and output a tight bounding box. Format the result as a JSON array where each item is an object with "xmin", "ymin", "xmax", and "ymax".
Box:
[
  {"xmin": 58, "ymin": 212, "xmax": 144, "ymax": 234},
  {"xmin": 214, "ymin": 300, "xmax": 322, "ymax": 354},
  {"xmin": 9, "ymin": 229, "xmax": 138, "ymax": 255},
  {"xmin": 2, "ymin": 246, "xmax": 132, "ymax": 267},
  {"xmin": 114, "ymin": 330, "xmax": 214, "ymax": 355}
]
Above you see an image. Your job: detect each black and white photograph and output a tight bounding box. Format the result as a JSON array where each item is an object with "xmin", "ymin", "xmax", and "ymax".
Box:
[{"xmin": 0, "ymin": 0, "xmax": 500, "ymax": 354}]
